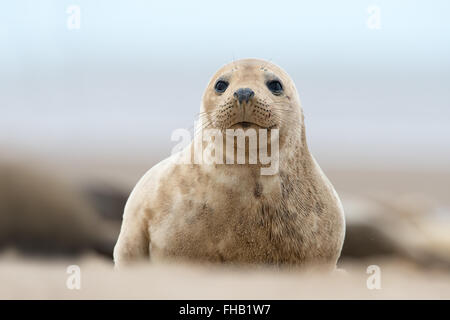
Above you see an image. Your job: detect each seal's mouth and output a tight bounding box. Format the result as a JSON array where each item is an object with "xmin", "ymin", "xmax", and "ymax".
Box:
[
  {"xmin": 230, "ymin": 121, "xmax": 277, "ymax": 130},
  {"xmin": 230, "ymin": 121, "xmax": 260, "ymax": 129},
  {"xmin": 237, "ymin": 121, "xmax": 253, "ymax": 128}
]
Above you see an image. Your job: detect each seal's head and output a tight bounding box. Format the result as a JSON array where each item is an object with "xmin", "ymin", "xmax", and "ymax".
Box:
[{"xmin": 201, "ymin": 59, "xmax": 303, "ymax": 134}]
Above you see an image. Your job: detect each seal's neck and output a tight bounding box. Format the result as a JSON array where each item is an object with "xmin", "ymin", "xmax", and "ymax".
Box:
[{"xmin": 275, "ymin": 115, "xmax": 315, "ymax": 177}]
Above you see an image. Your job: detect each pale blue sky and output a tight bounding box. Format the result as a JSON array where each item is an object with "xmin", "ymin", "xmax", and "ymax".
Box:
[{"xmin": 1, "ymin": 0, "xmax": 449, "ymax": 71}]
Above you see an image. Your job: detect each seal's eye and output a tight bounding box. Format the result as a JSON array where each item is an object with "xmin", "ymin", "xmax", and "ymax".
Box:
[
  {"xmin": 215, "ymin": 80, "xmax": 229, "ymax": 93},
  {"xmin": 267, "ymin": 80, "xmax": 283, "ymax": 95}
]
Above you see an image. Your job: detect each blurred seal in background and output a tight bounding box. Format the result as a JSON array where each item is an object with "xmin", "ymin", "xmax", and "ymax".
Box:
[{"xmin": 0, "ymin": 162, "xmax": 121, "ymax": 257}]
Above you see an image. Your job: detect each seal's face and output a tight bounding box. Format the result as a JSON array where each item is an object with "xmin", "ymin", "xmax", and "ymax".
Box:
[{"xmin": 201, "ymin": 59, "xmax": 301, "ymax": 131}]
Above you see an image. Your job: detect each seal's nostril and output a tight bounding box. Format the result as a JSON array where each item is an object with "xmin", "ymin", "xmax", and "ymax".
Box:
[{"xmin": 234, "ymin": 88, "xmax": 255, "ymax": 104}]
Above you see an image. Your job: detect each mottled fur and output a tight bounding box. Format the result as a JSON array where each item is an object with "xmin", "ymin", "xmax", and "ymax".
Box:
[{"xmin": 114, "ymin": 59, "xmax": 345, "ymax": 269}]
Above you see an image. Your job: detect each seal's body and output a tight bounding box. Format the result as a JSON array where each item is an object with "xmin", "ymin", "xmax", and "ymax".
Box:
[{"xmin": 114, "ymin": 59, "xmax": 345, "ymax": 269}]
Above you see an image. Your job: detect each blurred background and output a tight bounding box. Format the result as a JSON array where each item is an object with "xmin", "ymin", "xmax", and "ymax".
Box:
[{"xmin": 0, "ymin": 0, "xmax": 449, "ymax": 298}]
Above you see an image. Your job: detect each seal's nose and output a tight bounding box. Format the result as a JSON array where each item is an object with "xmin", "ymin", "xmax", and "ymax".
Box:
[{"xmin": 234, "ymin": 88, "xmax": 255, "ymax": 104}]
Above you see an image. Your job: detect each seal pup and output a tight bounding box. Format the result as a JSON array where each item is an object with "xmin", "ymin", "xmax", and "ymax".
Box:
[{"xmin": 114, "ymin": 59, "xmax": 345, "ymax": 269}]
